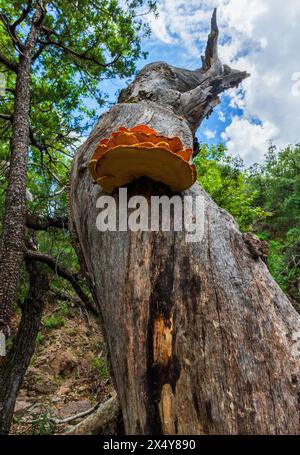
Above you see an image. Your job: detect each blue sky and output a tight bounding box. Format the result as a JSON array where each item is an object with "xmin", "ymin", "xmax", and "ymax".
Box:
[
  {"xmin": 89, "ymin": 0, "xmax": 300, "ymax": 166},
  {"xmin": 95, "ymin": 38, "xmax": 241, "ymax": 151}
]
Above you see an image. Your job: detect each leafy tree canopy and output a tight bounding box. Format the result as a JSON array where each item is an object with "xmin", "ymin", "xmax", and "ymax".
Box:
[
  {"xmin": 194, "ymin": 143, "xmax": 266, "ymax": 232},
  {"xmin": 248, "ymin": 144, "xmax": 300, "ymax": 303},
  {"xmin": 0, "ymin": 0, "xmax": 156, "ymax": 218}
]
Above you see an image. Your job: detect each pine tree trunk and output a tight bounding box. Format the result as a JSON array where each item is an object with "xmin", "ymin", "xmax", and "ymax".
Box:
[
  {"xmin": 0, "ymin": 261, "xmax": 49, "ymax": 434},
  {"xmin": 0, "ymin": 1, "xmax": 46, "ymax": 336},
  {"xmin": 70, "ymin": 11, "xmax": 300, "ymax": 434}
]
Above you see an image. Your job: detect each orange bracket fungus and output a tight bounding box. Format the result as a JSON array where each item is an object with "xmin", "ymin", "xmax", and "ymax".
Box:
[{"xmin": 88, "ymin": 125, "xmax": 197, "ymax": 193}]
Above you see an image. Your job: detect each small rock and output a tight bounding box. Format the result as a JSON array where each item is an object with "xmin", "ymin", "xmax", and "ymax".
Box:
[
  {"xmin": 58, "ymin": 399, "xmax": 92, "ymax": 418},
  {"xmin": 52, "ymin": 350, "xmax": 77, "ymax": 376},
  {"xmin": 24, "ymin": 367, "xmax": 57, "ymax": 394},
  {"xmin": 57, "ymin": 382, "xmax": 72, "ymax": 396},
  {"xmin": 14, "ymin": 400, "xmax": 31, "ymax": 416}
]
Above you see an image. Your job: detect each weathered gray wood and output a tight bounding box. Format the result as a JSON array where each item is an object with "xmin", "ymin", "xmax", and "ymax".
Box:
[
  {"xmin": 118, "ymin": 9, "xmax": 248, "ymax": 133},
  {"xmin": 70, "ymin": 10, "xmax": 300, "ymax": 434},
  {"xmin": 66, "ymin": 394, "xmax": 122, "ymax": 435}
]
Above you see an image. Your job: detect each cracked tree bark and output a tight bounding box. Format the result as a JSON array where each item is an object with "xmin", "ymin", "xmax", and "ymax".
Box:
[
  {"xmin": 0, "ymin": 1, "xmax": 47, "ymax": 336},
  {"xmin": 70, "ymin": 10, "xmax": 300, "ymax": 434}
]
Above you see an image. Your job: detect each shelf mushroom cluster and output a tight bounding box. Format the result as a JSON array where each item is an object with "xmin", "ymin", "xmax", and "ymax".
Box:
[{"xmin": 88, "ymin": 125, "xmax": 197, "ymax": 194}]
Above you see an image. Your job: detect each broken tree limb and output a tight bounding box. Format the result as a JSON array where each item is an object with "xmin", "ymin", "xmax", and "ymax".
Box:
[
  {"xmin": 25, "ymin": 249, "xmax": 99, "ymax": 317},
  {"xmin": 26, "ymin": 213, "xmax": 68, "ymax": 231},
  {"xmin": 51, "ymin": 403, "xmax": 99, "ymax": 425},
  {"xmin": 65, "ymin": 394, "xmax": 123, "ymax": 435},
  {"xmin": 202, "ymin": 8, "xmax": 219, "ymax": 71}
]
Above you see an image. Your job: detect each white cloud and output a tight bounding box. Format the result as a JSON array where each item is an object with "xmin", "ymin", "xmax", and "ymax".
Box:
[
  {"xmin": 218, "ymin": 110, "xmax": 226, "ymax": 122},
  {"xmin": 221, "ymin": 117, "xmax": 279, "ymax": 165},
  {"xmin": 149, "ymin": 0, "xmax": 300, "ymax": 164},
  {"xmin": 148, "ymin": 12, "xmax": 175, "ymax": 45},
  {"xmin": 204, "ymin": 128, "xmax": 217, "ymax": 140}
]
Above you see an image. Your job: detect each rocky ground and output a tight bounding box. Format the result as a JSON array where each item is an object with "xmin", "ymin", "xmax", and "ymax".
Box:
[{"xmin": 10, "ymin": 299, "xmax": 113, "ymax": 435}]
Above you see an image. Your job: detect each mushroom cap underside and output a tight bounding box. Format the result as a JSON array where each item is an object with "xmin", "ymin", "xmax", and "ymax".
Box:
[{"xmin": 89, "ymin": 145, "xmax": 197, "ymax": 194}]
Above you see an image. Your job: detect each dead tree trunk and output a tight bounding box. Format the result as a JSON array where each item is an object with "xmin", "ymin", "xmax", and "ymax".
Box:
[{"xmin": 70, "ymin": 10, "xmax": 300, "ymax": 434}]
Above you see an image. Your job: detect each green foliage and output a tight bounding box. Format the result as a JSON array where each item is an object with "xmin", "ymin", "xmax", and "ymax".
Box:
[
  {"xmin": 35, "ymin": 331, "xmax": 44, "ymax": 345},
  {"xmin": 0, "ymin": 0, "xmax": 156, "ymax": 231},
  {"xmin": 267, "ymin": 239, "xmax": 289, "ymax": 292},
  {"xmin": 30, "ymin": 410, "xmax": 55, "ymax": 436},
  {"xmin": 42, "ymin": 300, "xmax": 72, "ymax": 329},
  {"xmin": 196, "ymin": 142, "xmax": 300, "ymax": 305},
  {"xmin": 91, "ymin": 355, "xmax": 110, "ymax": 380},
  {"xmin": 42, "ymin": 314, "xmax": 65, "ymax": 330},
  {"xmin": 0, "ymin": 0, "xmax": 156, "ymax": 126},
  {"xmin": 5, "ymin": 335, "xmax": 13, "ymax": 353},
  {"xmin": 247, "ymin": 145, "xmax": 300, "ymax": 302},
  {"xmin": 194, "ymin": 144, "xmax": 266, "ymax": 231},
  {"xmin": 247, "ymin": 145, "xmax": 300, "ymax": 235},
  {"xmin": 14, "ymin": 405, "xmax": 56, "ymax": 435},
  {"xmin": 56, "ymin": 302, "xmax": 70, "ymax": 318},
  {"xmin": 42, "ymin": 299, "xmax": 75, "ymax": 330}
]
